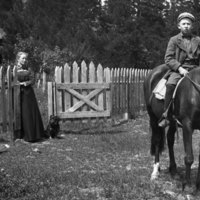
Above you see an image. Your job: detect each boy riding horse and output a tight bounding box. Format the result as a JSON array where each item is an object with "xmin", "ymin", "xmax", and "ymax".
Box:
[{"xmin": 159, "ymin": 12, "xmax": 200, "ymax": 127}]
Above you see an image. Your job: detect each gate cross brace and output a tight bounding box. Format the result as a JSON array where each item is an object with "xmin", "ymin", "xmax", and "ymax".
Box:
[{"xmin": 66, "ymin": 88, "xmax": 105, "ymax": 112}]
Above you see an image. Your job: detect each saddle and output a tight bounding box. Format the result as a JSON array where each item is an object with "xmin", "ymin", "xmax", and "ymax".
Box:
[
  {"xmin": 153, "ymin": 70, "xmax": 170, "ymax": 100},
  {"xmin": 153, "ymin": 78, "xmax": 167, "ymax": 100},
  {"xmin": 153, "ymin": 76, "xmax": 184, "ymax": 100}
]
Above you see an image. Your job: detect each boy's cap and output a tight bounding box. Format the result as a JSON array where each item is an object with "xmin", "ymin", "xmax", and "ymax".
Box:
[{"xmin": 177, "ymin": 12, "xmax": 195, "ymax": 22}]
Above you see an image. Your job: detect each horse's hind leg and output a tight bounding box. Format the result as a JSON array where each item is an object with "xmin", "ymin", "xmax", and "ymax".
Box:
[
  {"xmin": 196, "ymin": 133, "xmax": 200, "ymax": 190},
  {"xmin": 150, "ymin": 115, "xmax": 165, "ymax": 180},
  {"xmin": 167, "ymin": 122, "xmax": 177, "ymax": 177},
  {"xmin": 182, "ymin": 120, "xmax": 194, "ymax": 190},
  {"xmin": 196, "ymin": 152, "xmax": 200, "ymax": 190}
]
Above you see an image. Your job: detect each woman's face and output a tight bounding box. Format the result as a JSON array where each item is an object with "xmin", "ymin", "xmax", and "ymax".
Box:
[{"xmin": 18, "ymin": 54, "xmax": 27, "ymax": 66}]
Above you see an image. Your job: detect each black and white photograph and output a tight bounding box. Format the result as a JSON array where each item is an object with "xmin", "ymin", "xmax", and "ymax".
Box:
[{"xmin": 1, "ymin": 0, "xmax": 200, "ymax": 199}]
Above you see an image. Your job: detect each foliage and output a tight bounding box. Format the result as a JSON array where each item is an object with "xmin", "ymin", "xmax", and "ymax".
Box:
[
  {"xmin": 0, "ymin": 0, "xmax": 200, "ymax": 69},
  {"xmin": 40, "ymin": 46, "xmax": 73, "ymax": 74},
  {"xmin": 14, "ymin": 34, "xmax": 44, "ymax": 72}
]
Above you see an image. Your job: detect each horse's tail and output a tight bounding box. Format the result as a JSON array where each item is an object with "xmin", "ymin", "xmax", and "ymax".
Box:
[{"xmin": 148, "ymin": 108, "xmax": 166, "ymax": 155}]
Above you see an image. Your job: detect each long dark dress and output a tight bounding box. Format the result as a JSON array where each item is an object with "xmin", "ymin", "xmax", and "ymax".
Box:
[{"xmin": 17, "ymin": 68, "xmax": 45, "ymax": 142}]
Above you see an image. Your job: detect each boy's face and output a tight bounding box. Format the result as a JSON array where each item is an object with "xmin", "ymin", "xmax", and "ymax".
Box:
[{"xmin": 178, "ymin": 18, "xmax": 193, "ymax": 35}]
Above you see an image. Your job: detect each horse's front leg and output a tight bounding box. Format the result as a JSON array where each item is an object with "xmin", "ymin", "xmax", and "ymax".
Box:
[
  {"xmin": 196, "ymin": 153, "xmax": 200, "ymax": 190},
  {"xmin": 150, "ymin": 123, "xmax": 165, "ymax": 180},
  {"xmin": 151, "ymin": 145, "xmax": 161, "ymax": 180},
  {"xmin": 182, "ymin": 120, "xmax": 194, "ymax": 190},
  {"xmin": 167, "ymin": 122, "xmax": 177, "ymax": 176}
]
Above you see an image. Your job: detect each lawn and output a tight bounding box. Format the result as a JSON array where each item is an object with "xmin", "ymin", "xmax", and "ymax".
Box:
[{"xmin": 0, "ymin": 88, "xmax": 200, "ymax": 200}]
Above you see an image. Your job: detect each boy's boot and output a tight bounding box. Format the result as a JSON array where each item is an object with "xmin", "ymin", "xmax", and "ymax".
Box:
[{"xmin": 158, "ymin": 84, "xmax": 175, "ymax": 128}]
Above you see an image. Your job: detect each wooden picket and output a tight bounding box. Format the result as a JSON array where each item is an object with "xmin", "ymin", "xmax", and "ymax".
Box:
[
  {"xmin": 0, "ymin": 66, "xmax": 21, "ymax": 140},
  {"xmin": 48, "ymin": 61, "xmax": 151, "ymax": 121}
]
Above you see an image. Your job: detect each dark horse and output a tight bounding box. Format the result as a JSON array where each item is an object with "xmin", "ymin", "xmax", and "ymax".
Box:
[{"xmin": 144, "ymin": 64, "xmax": 200, "ymax": 190}]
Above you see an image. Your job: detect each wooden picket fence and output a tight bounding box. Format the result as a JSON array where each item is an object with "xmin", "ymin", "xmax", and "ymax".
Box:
[
  {"xmin": 111, "ymin": 67, "xmax": 149, "ymax": 119},
  {"xmin": 0, "ymin": 62, "xmax": 150, "ymax": 137},
  {"xmin": 48, "ymin": 61, "xmax": 150, "ymax": 121},
  {"xmin": 0, "ymin": 66, "xmax": 21, "ymax": 139}
]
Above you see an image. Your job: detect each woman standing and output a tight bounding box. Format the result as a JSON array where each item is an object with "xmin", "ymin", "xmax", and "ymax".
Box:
[{"xmin": 15, "ymin": 51, "xmax": 45, "ymax": 142}]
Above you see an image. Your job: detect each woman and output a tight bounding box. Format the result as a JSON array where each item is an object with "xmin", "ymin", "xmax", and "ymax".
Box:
[{"xmin": 15, "ymin": 51, "xmax": 45, "ymax": 142}]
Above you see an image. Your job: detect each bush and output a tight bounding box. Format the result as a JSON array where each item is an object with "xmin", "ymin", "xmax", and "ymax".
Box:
[
  {"xmin": 40, "ymin": 46, "xmax": 74, "ymax": 75},
  {"xmin": 14, "ymin": 35, "xmax": 75, "ymax": 75},
  {"xmin": 14, "ymin": 34, "xmax": 44, "ymax": 73}
]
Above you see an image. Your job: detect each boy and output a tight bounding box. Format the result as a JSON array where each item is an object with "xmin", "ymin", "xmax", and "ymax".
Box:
[{"xmin": 159, "ymin": 12, "xmax": 200, "ymax": 127}]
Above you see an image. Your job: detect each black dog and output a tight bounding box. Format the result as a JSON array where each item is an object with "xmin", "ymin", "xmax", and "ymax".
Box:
[{"xmin": 46, "ymin": 115, "xmax": 60, "ymax": 138}]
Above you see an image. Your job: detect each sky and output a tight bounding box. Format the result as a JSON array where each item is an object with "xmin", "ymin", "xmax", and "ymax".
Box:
[{"xmin": 101, "ymin": 0, "xmax": 105, "ymax": 6}]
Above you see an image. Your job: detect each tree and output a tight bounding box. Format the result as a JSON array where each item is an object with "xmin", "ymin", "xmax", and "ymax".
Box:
[
  {"xmin": 1, "ymin": 0, "xmax": 102, "ymax": 69},
  {"xmin": 92, "ymin": 0, "xmax": 170, "ymax": 68},
  {"xmin": 134, "ymin": 0, "xmax": 170, "ymax": 68},
  {"xmin": 0, "ymin": 0, "xmax": 199, "ymax": 70}
]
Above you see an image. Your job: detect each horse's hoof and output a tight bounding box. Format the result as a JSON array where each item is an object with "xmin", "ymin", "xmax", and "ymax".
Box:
[
  {"xmin": 150, "ymin": 174, "xmax": 158, "ymax": 181},
  {"xmin": 151, "ymin": 172, "xmax": 159, "ymax": 181},
  {"xmin": 170, "ymin": 170, "xmax": 177, "ymax": 177},
  {"xmin": 169, "ymin": 164, "xmax": 177, "ymax": 174},
  {"xmin": 169, "ymin": 168, "xmax": 178, "ymax": 179},
  {"xmin": 196, "ymin": 180, "xmax": 200, "ymax": 191},
  {"xmin": 151, "ymin": 163, "xmax": 160, "ymax": 181},
  {"xmin": 193, "ymin": 189, "xmax": 200, "ymax": 196},
  {"xmin": 171, "ymin": 173, "xmax": 179, "ymax": 180}
]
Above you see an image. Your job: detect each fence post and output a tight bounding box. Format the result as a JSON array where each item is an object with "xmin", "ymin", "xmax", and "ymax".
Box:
[
  {"xmin": 55, "ymin": 66, "xmax": 62, "ymax": 114},
  {"xmin": 104, "ymin": 67, "xmax": 111, "ymax": 116},
  {"xmin": 97, "ymin": 64, "xmax": 103, "ymax": 111},
  {"xmin": 89, "ymin": 62, "xmax": 95, "ymax": 111},
  {"xmin": 81, "ymin": 61, "xmax": 88, "ymax": 111},
  {"xmin": 110, "ymin": 68, "xmax": 115, "ymax": 116},
  {"xmin": 7, "ymin": 66, "xmax": 14, "ymax": 141},
  {"xmin": 0, "ymin": 66, "xmax": 7, "ymax": 132},
  {"xmin": 72, "ymin": 62, "xmax": 79, "ymax": 108},
  {"xmin": 13, "ymin": 65, "xmax": 21, "ymax": 132},
  {"xmin": 64, "ymin": 63, "xmax": 71, "ymax": 112},
  {"xmin": 48, "ymin": 82, "xmax": 53, "ymax": 118},
  {"xmin": 42, "ymin": 71, "xmax": 46, "ymax": 92}
]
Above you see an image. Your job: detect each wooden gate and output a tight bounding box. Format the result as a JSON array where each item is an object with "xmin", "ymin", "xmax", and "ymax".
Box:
[{"xmin": 48, "ymin": 61, "xmax": 111, "ymax": 120}]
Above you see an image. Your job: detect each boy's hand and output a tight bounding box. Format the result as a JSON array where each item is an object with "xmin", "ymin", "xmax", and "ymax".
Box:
[
  {"xmin": 178, "ymin": 67, "xmax": 189, "ymax": 76},
  {"xmin": 20, "ymin": 82, "xmax": 27, "ymax": 86}
]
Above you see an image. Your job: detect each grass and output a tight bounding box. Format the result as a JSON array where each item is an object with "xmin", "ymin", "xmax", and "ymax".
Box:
[
  {"xmin": 0, "ymin": 119, "xmax": 154, "ymax": 200},
  {"xmin": 0, "ymin": 87, "xmax": 200, "ymax": 199}
]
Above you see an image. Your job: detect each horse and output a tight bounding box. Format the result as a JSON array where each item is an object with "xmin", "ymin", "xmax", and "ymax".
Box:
[{"xmin": 144, "ymin": 64, "xmax": 200, "ymax": 191}]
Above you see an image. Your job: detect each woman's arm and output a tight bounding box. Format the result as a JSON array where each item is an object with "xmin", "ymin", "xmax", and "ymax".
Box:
[{"xmin": 21, "ymin": 69, "xmax": 35, "ymax": 86}]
